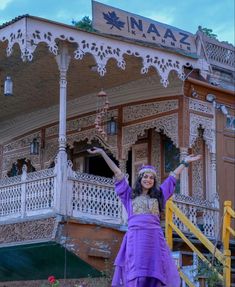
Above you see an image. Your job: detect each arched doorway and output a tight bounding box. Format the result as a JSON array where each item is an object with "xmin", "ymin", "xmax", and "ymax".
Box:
[{"xmin": 125, "ymin": 129, "xmax": 180, "ymax": 189}]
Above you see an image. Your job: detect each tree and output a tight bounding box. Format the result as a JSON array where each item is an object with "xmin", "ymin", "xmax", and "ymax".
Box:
[
  {"xmin": 72, "ymin": 16, "xmax": 93, "ymax": 32},
  {"xmin": 198, "ymin": 25, "xmax": 218, "ymax": 39}
]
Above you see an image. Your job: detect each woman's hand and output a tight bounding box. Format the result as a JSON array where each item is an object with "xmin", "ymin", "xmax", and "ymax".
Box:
[
  {"xmin": 87, "ymin": 147, "xmax": 104, "ymax": 155},
  {"xmin": 184, "ymin": 154, "xmax": 202, "ymax": 163},
  {"xmin": 87, "ymin": 147, "xmax": 122, "ymax": 177},
  {"xmin": 173, "ymin": 154, "xmax": 202, "ymax": 178}
]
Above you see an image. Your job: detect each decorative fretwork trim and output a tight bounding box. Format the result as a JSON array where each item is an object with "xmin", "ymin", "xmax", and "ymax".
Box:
[
  {"xmin": 67, "ymin": 129, "xmax": 118, "ymax": 159},
  {"xmin": 2, "ymin": 132, "xmax": 41, "ymax": 175},
  {"xmin": 122, "ymin": 114, "xmax": 178, "ymax": 159},
  {"xmin": 45, "ymin": 110, "xmax": 118, "ymax": 137},
  {"xmin": 3, "ymin": 132, "xmax": 40, "ymax": 154},
  {"xmin": 0, "ymin": 16, "xmax": 203, "ymax": 87},
  {"xmin": 123, "ymin": 100, "xmax": 179, "ymax": 123},
  {"xmin": 192, "ymin": 137, "xmax": 204, "ymax": 200},
  {"xmin": 0, "ymin": 217, "xmax": 58, "ymax": 245},
  {"xmin": 189, "ymin": 113, "xmax": 215, "ymax": 153},
  {"xmin": 189, "ymin": 98, "xmax": 214, "ymax": 115}
]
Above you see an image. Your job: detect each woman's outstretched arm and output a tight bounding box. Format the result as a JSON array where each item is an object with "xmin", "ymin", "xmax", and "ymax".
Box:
[
  {"xmin": 161, "ymin": 154, "xmax": 202, "ymax": 203},
  {"xmin": 87, "ymin": 147, "xmax": 123, "ymax": 178},
  {"xmin": 172, "ymin": 154, "xmax": 202, "ymax": 179}
]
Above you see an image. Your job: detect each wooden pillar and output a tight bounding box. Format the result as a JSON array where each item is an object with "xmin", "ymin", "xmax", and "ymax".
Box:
[
  {"xmin": 55, "ymin": 43, "xmax": 71, "ymax": 215},
  {"xmin": 179, "ymin": 147, "xmax": 189, "ymax": 196}
]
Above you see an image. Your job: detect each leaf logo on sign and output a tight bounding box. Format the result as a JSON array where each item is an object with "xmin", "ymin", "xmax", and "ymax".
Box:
[{"xmin": 103, "ymin": 11, "xmax": 125, "ymax": 30}]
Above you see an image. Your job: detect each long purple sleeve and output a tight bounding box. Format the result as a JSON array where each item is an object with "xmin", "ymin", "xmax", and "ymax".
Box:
[
  {"xmin": 115, "ymin": 177, "xmax": 132, "ymax": 216},
  {"xmin": 160, "ymin": 175, "xmax": 177, "ymax": 206}
]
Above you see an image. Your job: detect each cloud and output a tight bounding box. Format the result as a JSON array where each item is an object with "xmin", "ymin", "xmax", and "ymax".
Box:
[
  {"xmin": 214, "ymin": 24, "xmax": 235, "ymax": 45},
  {"xmin": 146, "ymin": 8, "xmax": 175, "ymax": 26},
  {"xmin": 0, "ymin": 0, "xmax": 13, "ymax": 10}
]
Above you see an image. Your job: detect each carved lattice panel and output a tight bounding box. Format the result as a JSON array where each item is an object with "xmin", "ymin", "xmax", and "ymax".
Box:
[
  {"xmin": 192, "ymin": 136, "xmax": 205, "ymax": 200},
  {"xmin": 173, "ymin": 202, "xmax": 190, "ymax": 233},
  {"xmin": 188, "ymin": 205, "xmax": 197, "ymax": 225},
  {"xmin": 26, "ymin": 177, "xmax": 54, "ymax": 211},
  {"xmin": 203, "ymin": 209, "xmax": 216, "ymax": 237},
  {"xmin": 151, "ymin": 131, "xmax": 161, "ymax": 183},
  {"xmin": 173, "ymin": 193, "xmax": 219, "ymax": 238},
  {"xmin": 72, "ymin": 173, "xmax": 122, "ymax": 222},
  {"xmin": 205, "ymin": 41, "xmax": 234, "ymax": 68},
  {"xmin": 0, "ymin": 217, "xmax": 57, "ymax": 244},
  {"xmin": 0, "ymin": 185, "xmax": 21, "ymax": 216}
]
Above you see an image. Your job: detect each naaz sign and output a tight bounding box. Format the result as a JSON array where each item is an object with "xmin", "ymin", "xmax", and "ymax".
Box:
[{"xmin": 92, "ymin": 1, "xmax": 197, "ymax": 54}]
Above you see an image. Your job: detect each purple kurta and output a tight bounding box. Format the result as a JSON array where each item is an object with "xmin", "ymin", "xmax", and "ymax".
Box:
[{"xmin": 112, "ymin": 176, "xmax": 181, "ymax": 287}]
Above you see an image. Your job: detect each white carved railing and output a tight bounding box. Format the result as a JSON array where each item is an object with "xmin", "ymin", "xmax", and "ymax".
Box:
[
  {"xmin": 173, "ymin": 193, "xmax": 219, "ymax": 238},
  {"xmin": 203, "ymin": 35, "xmax": 235, "ymax": 70},
  {"xmin": 0, "ymin": 166, "xmax": 56, "ymax": 221},
  {"xmin": 0, "ymin": 166, "xmax": 219, "ymax": 238},
  {"xmin": 68, "ymin": 171, "xmax": 219, "ymax": 236},
  {"xmin": 69, "ymin": 171, "xmax": 124, "ymax": 225}
]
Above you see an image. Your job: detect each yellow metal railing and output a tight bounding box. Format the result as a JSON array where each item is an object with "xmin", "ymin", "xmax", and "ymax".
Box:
[
  {"xmin": 166, "ymin": 199, "xmax": 234, "ymax": 287},
  {"xmin": 222, "ymin": 201, "xmax": 235, "ymax": 287},
  {"xmin": 178, "ymin": 269, "xmax": 196, "ymax": 287}
]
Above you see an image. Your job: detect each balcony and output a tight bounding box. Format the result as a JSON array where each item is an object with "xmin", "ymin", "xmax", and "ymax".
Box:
[
  {"xmin": 197, "ymin": 31, "xmax": 235, "ymax": 91},
  {"xmin": 0, "ymin": 163, "xmax": 220, "ymax": 239}
]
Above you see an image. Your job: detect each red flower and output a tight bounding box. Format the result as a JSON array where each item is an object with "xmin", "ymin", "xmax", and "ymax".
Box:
[{"xmin": 48, "ymin": 275, "xmax": 56, "ymax": 284}]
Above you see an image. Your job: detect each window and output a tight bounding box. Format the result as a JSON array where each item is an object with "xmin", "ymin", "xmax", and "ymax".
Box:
[{"xmin": 226, "ymin": 116, "xmax": 235, "ymax": 130}]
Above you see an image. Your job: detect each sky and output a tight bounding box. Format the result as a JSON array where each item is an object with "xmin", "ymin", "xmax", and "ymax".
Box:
[{"xmin": 0, "ymin": 0, "xmax": 234, "ymax": 44}]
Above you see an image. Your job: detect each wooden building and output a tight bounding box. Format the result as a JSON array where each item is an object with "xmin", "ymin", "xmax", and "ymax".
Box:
[{"xmin": 0, "ymin": 5, "xmax": 234, "ymax": 286}]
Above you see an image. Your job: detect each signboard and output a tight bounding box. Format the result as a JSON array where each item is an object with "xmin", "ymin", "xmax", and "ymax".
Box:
[{"xmin": 92, "ymin": 1, "xmax": 197, "ymax": 54}]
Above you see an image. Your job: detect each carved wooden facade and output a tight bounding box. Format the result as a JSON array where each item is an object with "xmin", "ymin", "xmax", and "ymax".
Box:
[
  {"xmin": 0, "ymin": 14, "xmax": 234, "ymax": 230},
  {"xmin": 0, "ymin": 14, "xmax": 234, "ymax": 284},
  {"xmin": 0, "ymin": 95, "xmax": 222, "ymax": 206}
]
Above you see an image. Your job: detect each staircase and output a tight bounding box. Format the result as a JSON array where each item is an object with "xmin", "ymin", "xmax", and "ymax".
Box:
[{"xmin": 165, "ymin": 200, "xmax": 235, "ymax": 287}]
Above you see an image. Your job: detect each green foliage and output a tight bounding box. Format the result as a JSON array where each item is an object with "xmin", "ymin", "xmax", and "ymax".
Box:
[
  {"xmin": 101, "ymin": 259, "xmax": 113, "ymax": 282},
  {"xmin": 198, "ymin": 25, "xmax": 218, "ymax": 39},
  {"xmin": 193, "ymin": 256, "xmax": 224, "ymax": 287},
  {"xmin": 72, "ymin": 16, "xmax": 94, "ymax": 32}
]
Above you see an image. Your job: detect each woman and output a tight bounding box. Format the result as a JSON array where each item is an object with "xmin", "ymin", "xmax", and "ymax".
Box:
[{"xmin": 87, "ymin": 147, "xmax": 202, "ymax": 287}]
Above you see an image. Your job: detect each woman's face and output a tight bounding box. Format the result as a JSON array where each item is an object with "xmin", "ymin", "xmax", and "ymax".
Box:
[{"xmin": 140, "ymin": 172, "xmax": 155, "ymax": 193}]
